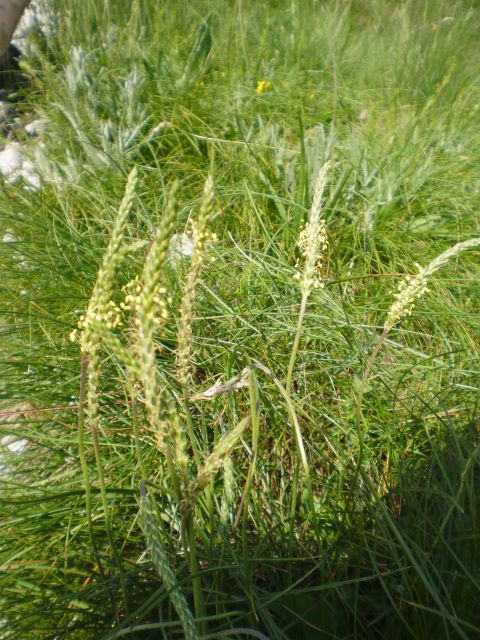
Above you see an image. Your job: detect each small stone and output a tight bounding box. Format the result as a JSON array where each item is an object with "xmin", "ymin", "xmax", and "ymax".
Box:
[
  {"xmin": 4, "ymin": 437, "xmax": 28, "ymax": 453},
  {"xmin": 5, "ymin": 169, "xmax": 22, "ymax": 185},
  {"xmin": 0, "ymin": 145, "xmax": 42, "ymax": 191},
  {"xmin": 0, "ymin": 143, "xmax": 23, "ymax": 176},
  {"xmin": 2, "ymin": 231, "xmax": 16, "ymax": 243},
  {"xmin": 25, "ymin": 118, "xmax": 49, "ymax": 136},
  {"xmin": 20, "ymin": 166, "xmax": 41, "ymax": 191},
  {"xmin": 21, "ymin": 160, "xmax": 35, "ymax": 173},
  {"xmin": 169, "ymin": 233, "xmax": 195, "ymax": 260}
]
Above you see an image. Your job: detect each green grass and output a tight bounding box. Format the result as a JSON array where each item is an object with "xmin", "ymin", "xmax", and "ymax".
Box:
[{"xmin": 1, "ymin": 0, "xmax": 480, "ymax": 638}]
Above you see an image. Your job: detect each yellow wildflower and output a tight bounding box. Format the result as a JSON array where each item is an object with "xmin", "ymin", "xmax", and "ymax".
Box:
[{"xmin": 256, "ymin": 80, "xmax": 272, "ymax": 95}]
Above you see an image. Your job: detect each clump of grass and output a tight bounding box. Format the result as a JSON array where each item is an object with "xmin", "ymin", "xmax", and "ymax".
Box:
[
  {"xmin": 70, "ymin": 168, "xmax": 251, "ymax": 633},
  {"xmin": 2, "ymin": 1, "xmax": 480, "ymax": 639},
  {"xmin": 76, "ymin": 167, "xmax": 140, "ymax": 616},
  {"xmin": 359, "ymin": 237, "xmax": 480, "ymax": 405},
  {"xmin": 286, "ymin": 161, "xmax": 329, "ymax": 395},
  {"xmin": 139, "ymin": 481, "xmax": 199, "ymax": 640}
]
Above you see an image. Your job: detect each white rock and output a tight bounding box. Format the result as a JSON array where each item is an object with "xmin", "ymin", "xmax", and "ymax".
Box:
[
  {"xmin": 6, "ymin": 438, "xmax": 28, "ymax": 453},
  {"xmin": 0, "ymin": 145, "xmax": 41, "ymax": 191},
  {"xmin": 5, "ymin": 169, "xmax": 22, "ymax": 185},
  {"xmin": 21, "ymin": 160, "xmax": 35, "ymax": 172},
  {"xmin": 1, "ymin": 434, "xmax": 28, "ymax": 453},
  {"xmin": 0, "ymin": 143, "xmax": 23, "ymax": 176},
  {"xmin": 2, "ymin": 231, "xmax": 16, "ymax": 243},
  {"xmin": 169, "ymin": 233, "xmax": 195, "ymax": 259},
  {"xmin": 12, "ymin": 3, "xmax": 53, "ymax": 49},
  {"xmin": 20, "ymin": 160, "xmax": 41, "ymax": 190},
  {"xmin": 21, "ymin": 168, "xmax": 41, "ymax": 191},
  {"xmin": 25, "ymin": 118, "xmax": 49, "ymax": 136}
]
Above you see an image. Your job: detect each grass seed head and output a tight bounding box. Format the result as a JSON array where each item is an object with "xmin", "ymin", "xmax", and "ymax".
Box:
[
  {"xmin": 140, "ymin": 492, "xmax": 199, "ymax": 640},
  {"xmin": 384, "ymin": 267, "xmax": 429, "ymax": 331},
  {"xmin": 384, "ymin": 237, "xmax": 480, "ymax": 331},
  {"xmin": 136, "ymin": 180, "xmax": 179, "ymax": 454},
  {"xmin": 295, "ymin": 162, "xmax": 329, "ymax": 294},
  {"xmin": 182, "ymin": 417, "xmax": 248, "ymax": 511},
  {"xmin": 177, "ymin": 175, "xmax": 216, "ymax": 385},
  {"xmin": 72, "ymin": 168, "xmax": 138, "ymax": 349}
]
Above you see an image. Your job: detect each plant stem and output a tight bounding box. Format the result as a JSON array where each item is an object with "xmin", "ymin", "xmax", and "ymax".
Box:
[
  {"xmin": 182, "ymin": 511, "xmax": 206, "ymax": 634},
  {"xmin": 235, "ymin": 369, "xmax": 260, "ymax": 527},
  {"xmin": 242, "ymin": 371, "xmax": 260, "ymax": 618},
  {"xmin": 253, "ymin": 360, "xmax": 314, "ymax": 513},
  {"xmin": 131, "ymin": 393, "xmax": 146, "ymax": 475},
  {"xmin": 352, "ymin": 327, "xmax": 389, "ymax": 509},
  {"xmin": 357, "ymin": 326, "xmax": 389, "ymax": 410},
  {"xmin": 286, "ymin": 292, "xmax": 308, "ymax": 395},
  {"xmin": 77, "ymin": 356, "xmax": 104, "ymax": 577},
  {"xmin": 91, "ymin": 425, "xmax": 129, "ymax": 615},
  {"xmin": 183, "ymin": 387, "xmax": 201, "ymax": 468}
]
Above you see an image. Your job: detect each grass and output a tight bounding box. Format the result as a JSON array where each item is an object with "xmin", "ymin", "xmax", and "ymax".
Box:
[{"xmin": 1, "ymin": 0, "xmax": 480, "ymax": 638}]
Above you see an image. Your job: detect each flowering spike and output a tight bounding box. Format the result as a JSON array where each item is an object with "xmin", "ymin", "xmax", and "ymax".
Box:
[{"xmin": 296, "ymin": 162, "xmax": 329, "ymax": 293}]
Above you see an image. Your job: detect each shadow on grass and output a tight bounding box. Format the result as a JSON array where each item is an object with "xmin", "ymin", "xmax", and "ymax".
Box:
[{"xmin": 267, "ymin": 419, "xmax": 480, "ymax": 640}]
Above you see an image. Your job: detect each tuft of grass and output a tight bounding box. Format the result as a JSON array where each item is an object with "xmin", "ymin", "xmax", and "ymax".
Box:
[{"xmin": 1, "ymin": 1, "xmax": 480, "ymax": 639}]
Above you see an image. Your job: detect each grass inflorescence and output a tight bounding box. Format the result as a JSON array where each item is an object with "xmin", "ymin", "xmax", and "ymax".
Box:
[{"xmin": 1, "ymin": 1, "xmax": 480, "ymax": 639}]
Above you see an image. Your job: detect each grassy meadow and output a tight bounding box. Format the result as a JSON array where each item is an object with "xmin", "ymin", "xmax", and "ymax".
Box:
[{"xmin": 1, "ymin": 0, "xmax": 480, "ymax": 638}]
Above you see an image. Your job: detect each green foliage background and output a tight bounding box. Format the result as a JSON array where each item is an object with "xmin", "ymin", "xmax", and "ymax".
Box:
[{"xmin": 1, "ymin": 0, "xmax": 480, "ymax": 638}]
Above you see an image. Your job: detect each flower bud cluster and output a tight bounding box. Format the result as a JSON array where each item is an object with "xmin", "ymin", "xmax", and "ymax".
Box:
[
  {"xmin": 70, "ymin": 275, "xmax": 174, "ymax": 345},
  {"xmin": 69, "ymin": 167, "xmax": 139, "ymax": 346},
  {"xmin": 295, "ymin": 217, "xmax": 329, "ymax": 292},
  {"xmin": 256, "ymin": 80, "xmax": 272, "ymax": 94},
  {"xmin": 121, "ymin": 277, "xmax": 172, "ymax": 329},
  {"xmin": 294, "ymin": 162, "xmax": 329, "ymax": 295},
  {"xmin": 188, "ymin": 219, "xmax": 218, "ymax": 249},
  {"xmin": 69, "ymin": 299, "xmax": 123, "ymax": 343},
  {"xmin": 383, "ymin": 237, "xmax": 480, "ymax": 332},
  {"xmin": 177, "ymin": 176, "xmax": 216, "ymax": 384},
  {"xmin": 384, "ymin": 266, "xmax": 429, "ymax": 331},
  {"xmin": 184, "ymin": 210, "xmax": 218, "ymax": 265}
]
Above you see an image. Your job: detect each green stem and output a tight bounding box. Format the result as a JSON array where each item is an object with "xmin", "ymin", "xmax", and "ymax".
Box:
[
  {"xmin": 357, "ymin": 326, "xmax": 389, "ymax": 411},
  {"xmin": 182, "ymin": 511, "xmax": 206, "ymax": 634},
  {"xmin": 242, "ymin": 371, "xmax": 260, "ymax": 617},
  {"xmin": 286, "ymin": 292, "xmax": 308, "ymax": 395},
  {"xmin": 235, "ymin": 370, "xmax": 260, "ymax": 526},
  {"xmin": 253, "ymin": 361, "xmax": 314, "ymax": 513},
  {"xmin": 165, "ymin": 439, "xmax": 182, "ymax": 501},
  {"xmin": 91, "ymin": 425, "xmax": 129, "ymax": 615},
  {"xmin": 353, "ymin": 327, "xmax": 389, "ymax": 509},
  {"xmin": 183, "ymin": 387, "xmax": 201, "ymax": 468},
  {"xmin": 130, "ymin": 383, "xmax": 149, "ymax": 481},
  {"xmin": 288, "ymin": 465, "xmax": 300, "ymax": 569},
  {"xmin": 77, "ymin": 356, "xmax": 104, "ymax": 577}
]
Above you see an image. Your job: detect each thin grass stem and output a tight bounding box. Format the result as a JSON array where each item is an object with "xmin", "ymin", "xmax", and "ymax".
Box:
[
  {"xmin": 286, "ymin": 293, "xmax": 308, "ymax": 395},
  {"xmin": 77, "ymin": 355, "xmax": 104, "ymax": 578}
]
